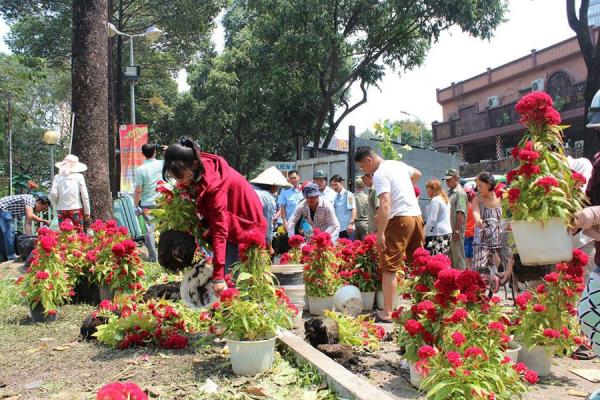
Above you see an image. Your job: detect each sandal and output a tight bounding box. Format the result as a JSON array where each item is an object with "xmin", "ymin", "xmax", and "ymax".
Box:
[
  {"xmin": 571, "ymin": 344, "xmax": 596, "ymax": 360},
  {"xmin": 373, "ymin": 312, "xmax": 393, "ymax": 323}
]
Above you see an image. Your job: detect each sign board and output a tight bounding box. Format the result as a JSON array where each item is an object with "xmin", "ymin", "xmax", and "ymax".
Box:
[
  {"xmin": 264, "ymin": 161, "xmax": 297, "ymax": 173},
  {"xmin": 119, "ymin": 124, "xmax": 148, "ymax": 193}
]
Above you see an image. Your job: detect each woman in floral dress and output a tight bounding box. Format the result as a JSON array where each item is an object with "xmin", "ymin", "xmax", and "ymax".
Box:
[{"xmin": 472, "ymin": 172, "xmax": 513, "ymax": 292}]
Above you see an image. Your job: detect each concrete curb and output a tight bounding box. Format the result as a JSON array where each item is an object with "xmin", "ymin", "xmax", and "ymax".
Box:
[{"xmin": 278, "ymin": 330, "xmax": 407, "ymax": 400}]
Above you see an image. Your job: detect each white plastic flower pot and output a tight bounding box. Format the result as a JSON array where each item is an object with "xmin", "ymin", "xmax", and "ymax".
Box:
[
  {"xmin": 333, "ymin": 285, "xmax": 363, "ymax": 317},
  {"xmin": 226, "ymin": 336, "xmax": 276, "ymax": 376},
  {"xmin": 361, "ymin": 291, "xmax": 375, "ymax": 311},
  {"xmin": 510, "ymin": 218, "xmax": 572, "ymax": 265},
  {"xmin": 308, "ymin": 296, "xmax": 333, "ymax": 316},
  {"xmin": 271, "ymin": 264, "xmax": 305, "ymax": 286},
  {"xmin": 409, "ymin": 361, "xmax": 423, "ymax": 389},
  {"xmin": 278, "ymin": 284, "xmax": 305, "ymax": 306},
  {"xmin": 504, "ymin": 341, "xmax": 521, "ymax": 364},
  {"xmin": 518, "ymin": 344, "xmax": 555, "ymax": 377},
  {"xmin": 376, "ymin": 291, "xmax": 399, "ymax": 310}
]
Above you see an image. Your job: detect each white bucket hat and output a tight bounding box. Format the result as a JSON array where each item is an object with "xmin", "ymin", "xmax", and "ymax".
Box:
[
  {"xmin": 250, "ymin": 166, "xmax": 291, "ymax": 188},
  {"xmin": 56, "ymin": 154, "xmax": 88, "ymax": 174}
]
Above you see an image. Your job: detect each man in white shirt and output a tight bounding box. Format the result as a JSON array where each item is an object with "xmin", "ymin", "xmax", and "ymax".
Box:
[{"xmin": 354, "ymin": 146, "xmax": 424, "ymax": 321}]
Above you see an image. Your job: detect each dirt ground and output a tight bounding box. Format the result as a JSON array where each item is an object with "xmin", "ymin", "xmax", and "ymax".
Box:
[{"xmin": 0, "ymin": 260, "xmax": 335, "ymax": 400}]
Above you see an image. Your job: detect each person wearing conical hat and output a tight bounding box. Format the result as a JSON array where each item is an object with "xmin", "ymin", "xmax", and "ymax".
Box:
[
  {"xmin": 49, "ymin": 154, "xmax": 90, "ymax": 232},
  {"xmin": 250, "ymin": 167, "xmax": 291, "ymax": 253}
]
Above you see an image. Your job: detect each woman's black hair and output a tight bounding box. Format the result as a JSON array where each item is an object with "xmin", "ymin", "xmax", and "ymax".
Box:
[
  {"xmin": 162, "ymin": 137, "xmax": 205, "ymax": 183},
  {"xmin": 476, "ymin": 171, "xmax": 496, "ymax": 192}
]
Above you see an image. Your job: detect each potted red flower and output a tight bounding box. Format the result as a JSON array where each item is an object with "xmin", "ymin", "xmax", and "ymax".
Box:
[
  {"xmin": 211, "ymin": 230, "xmax": 295, "ymax": 375},
  {"xmin": 503, "ymin": 92, "xmax": 586, "ymax": 265},
  {"xmin": 302, "ymin": 230, "xmax": 343, "ymax": 315},
  {"xmin": 511, "ymin": 248, "xmax": 587, "ymax": 376}
]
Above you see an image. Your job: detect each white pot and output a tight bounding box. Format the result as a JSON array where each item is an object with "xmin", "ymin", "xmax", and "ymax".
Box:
[
  {"xmin": 518, "ymin": 344, "xmax": 554, "ymax": 377},
  {"xmin": 272, "ymin": 264, "xmax": 305, "ymax": 286},
  {"xmin": 409, "ymin": 361, "xmax": 423, "ymax": 389},
  {"xmin": 361, "ymin": 291, "xmax": 375, "ymax": 311},
  {"xmin": 308, "ymin": 296, "xmax": 333, "ymax": 316},
  {"xmin": 376, "ymin": 290, "xmax": 400, "ymax": 310},
  {"xmin": 504, "ymin": 341, "xmax": 521, "ymax": 364},
  {"xmin": 278, "ymin": 284, "xmax": 305, "ymax": 306},
  {"xmin": 333, "ymin": 285, "xmax": 363, "ymax": 317},
  {"xmin": 227, "ymin": 337, "xmax": 276, "ymax": 376},
  {"xmin": 510, "ymin": 218, "xmax": 572, "ymax": 265}
]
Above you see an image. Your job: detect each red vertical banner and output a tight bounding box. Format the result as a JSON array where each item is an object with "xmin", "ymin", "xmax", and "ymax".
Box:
[{"xmin": 119, "ymin": 124, "xmax": 148, "ymax": 193}]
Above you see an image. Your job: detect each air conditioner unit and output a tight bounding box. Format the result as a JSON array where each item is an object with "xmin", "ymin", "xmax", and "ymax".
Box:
[
  {"xmin": 531, "ymin": 78, "xmax": 545, "ymax": 92},
  {"xmin": 487, "ymin": 96, "xmax": 500, "ymax": 108}
]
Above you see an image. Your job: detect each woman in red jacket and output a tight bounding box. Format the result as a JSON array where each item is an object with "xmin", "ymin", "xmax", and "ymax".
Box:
[{"xmin": 162, "ymin": 138, "xmax": 267, "ymax": 296}]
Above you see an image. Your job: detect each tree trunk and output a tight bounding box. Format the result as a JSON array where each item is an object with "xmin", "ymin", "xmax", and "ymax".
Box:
[
  {"xmin": 71, "ymin": 0, "xmax": 112, "ymax": 220},
  {"xmin": 107, "ymin": 0, "xmax": 117, "ymax": 197}
]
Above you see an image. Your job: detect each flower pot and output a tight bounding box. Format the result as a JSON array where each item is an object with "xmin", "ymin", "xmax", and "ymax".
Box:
[
  {"xmin": 518, "ymin": 344, "xmax": 554, "ymax": 377},
  {"xmin": 504, "ymin": 341, "xmax": 522, "ymax": 364},
  {"xmin": 510, "ymin": 218, "xmax": 572, "ymax": 265},
  {"xmin": 308, "ymin": 296, "xmax": 333, "ymax": 316},
  {"xmin": 278, "ymin": 284, "xmax": 305, "ymax": 306},
  {"xmin": 303, "ymin": 295, "xmax": 309, "ymax": 311},
  {"xmin": 226, "ymin": 336, "xmax": 276, "ymax": 376},
  {"xmin": 376, "ymin": 291, "xmax": 399, "ymax": 310},
  {"xmin": 99, "ymin": 285, "xmax": 114, "ymax": 301},
  {"xmin": 361, "ymin": 291, "xmax": 375, "ymax": 311},
  {"xmin": 409, "ymin": 361, "xmax": 423, "ymax": 389},
  {"xmin": 271, "ymin": 264, "xmax": 305, "ymax": 286},
  {"xmin": 29, "ymin": 304, "xmax": 57, "ymax": 323},
  {"xmin": 333, "ymin": 285, "xmax": 363, "ymax": 317}
]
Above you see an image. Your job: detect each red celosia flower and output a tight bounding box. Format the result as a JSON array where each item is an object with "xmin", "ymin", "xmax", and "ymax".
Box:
[
  {"xmin": 59, "ymin": 219, "xmax": 75, "ymax": 232},
  {"xmin": 561, "ymin": 326, "xmax": 570, "ymax": 338},
  {"xmin": 97, "ymin": 382, "xmax": 148, "ymax": 400},
  {"xmin": 99, "ymin": 299, "xmax": 117, "ymax": 311},
  {"xmin": 543, "ymin": 328, "xmax": 560, "ymax": 339},
  {"xmin": 455, "ymin": 270, "xmax": 486, "ymax": 296},
  {"xmin": 161, "ymin": 333, "xmax": 188, "ymax": 349},
  {"xmin": 35, "ymin": 271, "xmax": 50, "ymax": 280},
  {"xmin": 417, "ymin": 345, "xmax": 437, "ymax": 359},
  {"xmin": 572, "ymin": 171, "xmax": 587, "ymax": 186},
  {"xmin": 415, "ymin": 360, "xmax": 430, "ymax": 378},
  {"xmin": 518, "ymin": 149, "xmax": 540, "ymax": 163},
  {"xmin": 47, "ymin": 309, "xmax": 57, "ymax": 316},
  {"xmin": 426, "ymin": 254, "xmax": 451, "ymax": 277},
  {"xmin": 519, "ymin": 163, "xmax": 541, "ymax": 178},
  {"xmin": 414, "ymin": 185, "xmax": 421, "ymax": 198},
  {"xmin": 211, "ymin": 301, "xmax": 221, "ymax": 310},
  {"xmin": 488, "ymin": 321, "xmax": 506, "ymax": 333},
  {"xmin": 535, "ymin": 177, "xmax": 559, "ymax": 194},
  {"xmin": 106, "ymin": 220, "xmax": 118, "ymax": 229},
  {"xmin": 434, "ymin": 268, "xmax": 460, "ymax": 295},
  {"xmin": 490, "ymin": 296, "xmax": 501, "ymax": 304},
  {"xmin": 501, "ymin": 356, "xmax": 512, "ymax": 364},
  {"xmin": 464, "ymin": 346, "xmax": 486, "ymax": 359},
  {"xmin": 415, "ymin": 284, "xmax": 430, "ymax": 293},
  {"xmin": 219, "ymin": 288, "xmax": 240, "ymax": 303},
  {"xmin": 506, "ymin": 169, "xmax": 519, "ymax": 184},
  {"xmin": 544, "ymin": 272, "xmax": 559, "ymax": 283},
  {"xmin": 446, "ymin": 351, "xmax": 463, "ymax": 368},
  {"xmin": 112, "ymin": 243, "xmax": 126, "ymax": 257},
  {"xmin": 404, "ymin": 319, "xmax": 424, "ymax": 336},
  {"xmin": 513, "ymin": 362, "xmax": 528, "ymax": 374},
  {"xmin": 451, "ymin": 331, "xmax": 467, "ymax": 347},
  {"xmin": 122, "ymin": 239, "xmax": 137, "ymax": 254},
  {"xmin": 544, "ymin": 108, "xmax": 561, "ymax": 125},
  {"xmin": 524, "ymin": 370, "xmax": 539, "ymax": 384},
  {"xmin": 515, "ymin": 91, "xmax": 555, "ymax": 125},
  {"xmin": 532, "ymin": 304, "xmax": 546, "ymax": 313},
  {"xmin": 508, "ymin": 188, "xmax": 521, "ymax": 205},
  {"xmin": 536, "ymin": 284, "xmax": 546, "ymax": 294},
  {"xmin": 289, "ymin": 235, "xmax": 304, "ymax": 248},
  {"xmin": 447, "ymin": 308, "xmax": 469, "ymax": 324},
  {"xmin": 40, "ymin": 236, "xmax": 58, "ymax": 252}
]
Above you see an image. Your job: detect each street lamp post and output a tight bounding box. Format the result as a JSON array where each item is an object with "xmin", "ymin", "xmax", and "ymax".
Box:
[
  {"xmin": 400, "ymin": 110, "xmax": 424, "ymax": 148},
  {"xmin": 43, "ymin": 130, "xmax": 59, "ymax": 183},
  {"xmin": 107, "ymin": 23, "xmax": 163, "ymax": 125}
]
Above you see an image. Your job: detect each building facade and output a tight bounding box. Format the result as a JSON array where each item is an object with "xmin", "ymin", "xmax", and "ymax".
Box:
[{"xmin": 432, "ymin": 32, "xmax": 596, "ymax": 176}]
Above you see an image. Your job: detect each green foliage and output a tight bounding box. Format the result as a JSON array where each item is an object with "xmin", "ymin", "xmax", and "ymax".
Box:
[
  {"xmin": 323, "ymin": 310, "xmax": 383, "ymax": 351},
  {"xmin": 0, "ymin": 279, "xmax": 25, "ymax": 313}
]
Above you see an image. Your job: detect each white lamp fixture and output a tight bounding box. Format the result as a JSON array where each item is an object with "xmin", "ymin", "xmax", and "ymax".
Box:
[
  {"xmin": 587, "ymin": 88, "xmax": 600, "ymax": 129},
  {"xmin": 143, "ymin": 26, "xmax": 163, "ymax": 42},
  {"xmin": 43, "ymin": 130, "xmax": 59, "ymax": 145},
  {"xmin": 106, "ymin": 22, "xmax": 121, "ymax": 38}
]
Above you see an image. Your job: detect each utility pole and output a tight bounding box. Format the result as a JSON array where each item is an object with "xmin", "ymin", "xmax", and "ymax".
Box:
[{"xmin": 7, "ymin": 94, "xmax": 13, "ymax": 195}]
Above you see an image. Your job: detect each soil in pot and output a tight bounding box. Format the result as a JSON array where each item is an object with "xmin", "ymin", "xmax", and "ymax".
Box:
[
  {"xmin": 157, "ymin": 230, "xmax": 197, "ymax": 273},
  {"xmin": 72, "ymin": 277, "xmax": 100, "ymax": 305}
]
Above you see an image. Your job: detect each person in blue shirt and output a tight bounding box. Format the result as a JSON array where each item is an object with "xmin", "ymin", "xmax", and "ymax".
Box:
[
  {"xmin": 278, "ymin": 170, "xmax": 304, "ymax": 235},
  {"xmin": 134, "ymin": 143, "xmax": 165, "ymax": 262},
  {"xmin": 314, "ymin": 169, "xmax": 337, "ymax": 204},
  {"xmin": 330, "ymin": 175, "xmax": 357, "ymax": 240}
]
